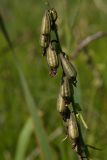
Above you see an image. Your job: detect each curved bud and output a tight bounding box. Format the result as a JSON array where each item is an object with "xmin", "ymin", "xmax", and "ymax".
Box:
[
  {"xmin": 47, "ymin": 42, "xmax": 59, "ymax": 76},
  {"xmin": 40, "ymin": 34, "xmax": 50, "ymax": 55},
  {"xmin": 40, "ymin": 34, "xmax": 50, "ymax": 48},
  {"xmin": 67, "ymin": 113, "xmax": 79, "ymax": 139},
  {"xmin": 57, "ymin": 94, "xmax": 65, "ymax": 113},
  {"xmin": 41, "ymin": 10, "xmax": 51, "ymax": 35},
  {"xmin": 57, "ymin": 93, "xmax": 71, "ymax": 121},
  {"xmin": 60, "ymin": 53, "xmax": 77, "ymax": 85},
  {"xmin": 60, "ymin": 75, "xmax": 71, "ymax": 104}
]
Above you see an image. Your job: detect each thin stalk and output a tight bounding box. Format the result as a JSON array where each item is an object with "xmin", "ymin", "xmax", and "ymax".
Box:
[
  {"xmin": 50, "ymin": 8, "xmax": 90, "ymax": 160},
  {"xmin": 72, "ymin": 97, "xmax": 89, "ymax": 160}
]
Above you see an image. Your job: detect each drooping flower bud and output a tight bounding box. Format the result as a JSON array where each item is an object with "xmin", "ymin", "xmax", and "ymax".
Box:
[
  {"xmin": 57, "ymin": 94, "xmax": 65, "ymax": 113},
  {"xmin": 60, "ymin": 75, "xmax": 71, "ymax": 98},
  {"xmin": 47, "ymin": 41, "xmax": 59, "ymax": 76},
  {"xmin": 60, "ymin": 75, "xmax": 71, "ymax": 104},
  {"xmin": 57, "ymin": 94, "xmax": 70, "ymax": 121},
  {"xmin": 40, "ymin": 35, "xmax": 50, "ymax": 48},
  {"xmin": 67, "ymin": 113, "xmax": 79, "ymax": 140},
  {"xmin": 60, "ymin": 53, "xmax": 77, "ymax": 86},
  {"xmin": 41, "ymin": 10, "xmax": 51, "ymax": 35}
]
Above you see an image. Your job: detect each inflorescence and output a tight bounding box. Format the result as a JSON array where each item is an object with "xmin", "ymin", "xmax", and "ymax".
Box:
[{"xmin": 40, "ymin": 7, "xmax": 89, "ymax": 160}]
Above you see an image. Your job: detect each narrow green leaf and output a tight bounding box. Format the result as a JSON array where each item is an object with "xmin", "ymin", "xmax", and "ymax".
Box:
[
  {"xmin": 86, "ymin": 144, "xmax": 102, "ymax": 151},
  {"xmin": 0, "ymin": 12, "xmax": 52, "ymax": 160},
  {"xmin": 15, "ymin": 118, "xmax": 33, "ymax": 160},
  {"xmin": 15, "ymin": 60, "xmax": 52, "ymax": 160},
  {"xmin": 0, "ymin": 12, "xmax": 13, "ymax": 50},
  {"xmin": 78, "ymin": 113, "xmax": 88, "ymax": 130},
  {"xmin": 60, "ymin": 144, "xmax": 67, "ymax": 160}
]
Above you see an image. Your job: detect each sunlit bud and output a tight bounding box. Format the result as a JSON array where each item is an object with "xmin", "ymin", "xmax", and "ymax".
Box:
[
  {"xmin": 60, "ymin": 75, "xmax": 71, "ymax": 103},
  {"xmin": 41, "ymin": 10, "xmax": 51, "ymax": 35},
  {"xmin": 40, "ymin": 34, "xmax": 50, "ymax": 55},
  {"xmin": 67, "ymin": 113, "xmax": 79, "ymax": 139},
  {"xmin": 60, "ymin": 53, "xmax": 77, "ymax": 86},
  {"xmin": 57, "ymin": 94, "xmax": 66, "ymax": 113},
  {"xmin": 40, "ymin": 34, "xmax": 50, "ymax": 48},
  {"xmin": 47, "ymin": 42, "xmax": 59, "ymax": 76}
]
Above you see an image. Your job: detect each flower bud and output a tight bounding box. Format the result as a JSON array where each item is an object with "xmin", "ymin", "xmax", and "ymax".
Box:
[
  {"xmin": 60, "ymin": 53, "xmax": 77, "ymax": 85},
  {"xmin": 41, "ymin": 10, "xmax": 51, "ymax": 35},
  {"xmin": 40, "ymin": 34, "xmax": 50, "ymax": 55},
  {"xmin": 47, "ymin": 42, "xmax": 59, "ymax": 76},
  {"xmin": 57, "ymin": 94, "xmax": 65, "ymax": 113},
  {"xmin": 40, "ymin": 34, "xmax": 50, "ymax": 48},
  {"xmin": 67, "ymin": 113, "xmax": 79, "ymax": 139},
  {"xmin": 60, "ymin": 75, "xmax": 71, "ymax": 103}
]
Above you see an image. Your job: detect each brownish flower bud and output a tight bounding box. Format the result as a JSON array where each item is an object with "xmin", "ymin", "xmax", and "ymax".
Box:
[
  {"xmin": 60, "ymin": 53, "xmax": 77, "ymax": 85},
  {"xmin": 60, "ymin": 75, "xmax": 71, "ymax": 103},
  {"xmin": 47, "ymin": 42, "xmax": 59, "ymax": 76},
  {"xmin": 40, "ymin": 34, "xmax": 50, "ymax": 56},
  {"xmin": 67, "ymin": 113, "xmax": 79, "ymax": 140},
  {"xmin": 40, "ymin": 34, "xmax": 50, "ymax": 48},
  {"xmin": 41, "ymin": 10, "xmax": 51, "ymax": 35},
  {"xmin": 57, "ymin": 94, "xmax": 66, "ymax": 113}
]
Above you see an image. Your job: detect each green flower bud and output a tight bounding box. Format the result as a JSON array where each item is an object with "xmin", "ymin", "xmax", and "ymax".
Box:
[
  {"xmin": 67, "ymin": 113, "xmax": 79, "ymax": 139},
  {"xmin": 57, "ymin": 94, "xmax": 65, "ymax": 113},
  {"xmin": 40, "ymin": 34, "xmax": 50, "ymax": 55},
  {"xmin": 60, "ymin": 53, "xmax": 77, "ymax": 85},
  {"xmin": 41, "ymin": 10, "xmax": 51, "ymax": 35},
  {"xmin": 47, "ymin": 42, "xmax": 59, "ymax": 76}
]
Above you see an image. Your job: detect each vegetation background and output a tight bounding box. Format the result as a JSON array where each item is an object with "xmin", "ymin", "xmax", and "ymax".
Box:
[{"xmin": 0, "ymin": 0, "xmax": 107, "ymax": 159}]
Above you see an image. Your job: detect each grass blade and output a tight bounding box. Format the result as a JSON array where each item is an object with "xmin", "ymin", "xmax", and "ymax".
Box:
[
  {"xmin": 0, "ymin": 12, "xmax": 52, "ymax": 160},
  {"xmin": 0, "ymin": 12, "xmax": 13, "ymax": 50},
  {"xmin": 15, "ymin": 118, "xmax": 33, "ymax": 160},
  {"xmin": 15, "ymin": 60, "xmax": 52, "ymax": 160}
]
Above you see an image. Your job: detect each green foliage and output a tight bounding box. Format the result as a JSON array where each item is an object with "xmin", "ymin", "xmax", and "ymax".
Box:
[{"xmin": 15, "ymin": 118, "xmax": 33, "ymax": 160}]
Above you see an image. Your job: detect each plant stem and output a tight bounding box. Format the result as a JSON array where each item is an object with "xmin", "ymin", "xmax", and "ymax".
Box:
[{"xmin": 52, "ymin": 9, "xmax": 90, "ymax": 160}]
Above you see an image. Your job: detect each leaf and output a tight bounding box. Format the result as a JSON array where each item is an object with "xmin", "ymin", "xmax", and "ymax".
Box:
[
  {"xmin": 15, "ymin": 60, "xmax": 52, "ymax": 160},
  {"xmin": 78, "ymin": 113, "xmax": 88, "ymax": 130},
  {"xmin": 0, "ymin": 12, "xmax": 52, "ymax": 160},
  {"xmin": 86, "ymin": 144, "xmax": 102, "ymax": 151},
  {"xmin": 15, "ymin": 118, "xmax": 33, "ymax": 160},
  {"xmin": 0, "ymin": 12, "xmax": 13, "ymax": 50}
]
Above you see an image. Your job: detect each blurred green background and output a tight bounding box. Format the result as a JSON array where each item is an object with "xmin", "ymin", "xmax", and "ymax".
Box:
[{"xmin": 0, "ymin": 0, "xmax": 107, "ymax": 160}]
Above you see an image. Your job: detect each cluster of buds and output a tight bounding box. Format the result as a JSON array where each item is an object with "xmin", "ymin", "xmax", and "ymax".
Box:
[
  {"xmin": 40, "ymin": 8, "xmax": 59, "ymax": 76},
  {"xmin": 41, "ymin": 5, "xmax": 79, "ymax": 151},
  {"xmin": 41, "ymin": 7, "xmax": 89, "ymax": 159},
  {"xmin": 57, "ymin": 53, "xmax": 79, "ymax": 142}
]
